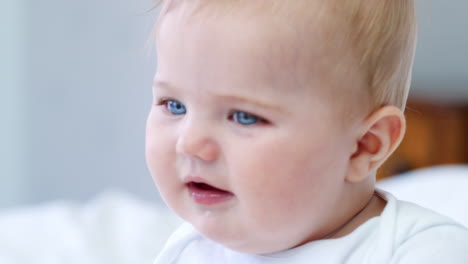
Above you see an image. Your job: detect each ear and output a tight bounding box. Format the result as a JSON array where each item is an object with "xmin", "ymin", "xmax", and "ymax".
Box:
[{"xmin": 346, "ymin": 105, "xmax": 406, "ymax": 183}]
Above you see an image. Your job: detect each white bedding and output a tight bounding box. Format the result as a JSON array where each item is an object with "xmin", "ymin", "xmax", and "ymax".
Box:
[
  {"xmin": 0, "ymin": 190, "xmax": 181, "ymax": 264},
  {"xmin": 0, "ymin": 165, "xmax": 466, "ymax": 263}
]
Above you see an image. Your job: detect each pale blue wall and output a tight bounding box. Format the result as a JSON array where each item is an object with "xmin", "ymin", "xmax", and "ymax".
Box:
[
  {"xmin": 2, "ymin": 0, "xmax": 160, "ymax": 208},
  {"xmin": 1, "ymin": 0, "xmax": 28, "ymax": 207},
  {"xmin": 412, "ymin": 0, "xmax": 468, "ymax": 103}
]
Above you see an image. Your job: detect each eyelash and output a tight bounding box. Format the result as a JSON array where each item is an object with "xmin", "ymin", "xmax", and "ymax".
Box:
[{"xmin": 155, "ymin": 98, "xmax": 269, "ymax": 126}]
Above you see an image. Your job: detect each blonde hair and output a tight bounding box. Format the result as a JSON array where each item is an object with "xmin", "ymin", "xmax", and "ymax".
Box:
[
  {"xmin": 340, "ymin": 0, "xmax": 417, "ymax": 111},
  {"xmin": 151, "ymin": 0, "xmax": 417, "ymax": 111}
]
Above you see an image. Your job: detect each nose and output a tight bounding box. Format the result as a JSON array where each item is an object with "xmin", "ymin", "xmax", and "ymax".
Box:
[{"xmin": 176, "ymin": 119, "xmax": 219, "ymax": 162}]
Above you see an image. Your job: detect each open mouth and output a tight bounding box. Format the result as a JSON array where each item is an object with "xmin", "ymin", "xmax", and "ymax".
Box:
[
  {"xmin": 186, "ymin": 182, "xmax": 234, "ymax": 205},
  {"xmin": 187, "ymin": 182, "xmax": 230, "ymax": 193}
]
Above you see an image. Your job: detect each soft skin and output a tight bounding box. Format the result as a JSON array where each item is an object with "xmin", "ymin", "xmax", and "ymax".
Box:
[{"xmin": 146, "ymin": 1, "xmax": 403, "ymax": 254}]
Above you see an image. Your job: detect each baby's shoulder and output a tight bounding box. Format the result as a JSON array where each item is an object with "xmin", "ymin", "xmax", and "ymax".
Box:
[
  {"xmin": 386, "ymin": 199, "xmax": 468, "ymax": 263},
  {"xmin": 391, "ymin": 198, "xmax": 467, "ymax": 235}
]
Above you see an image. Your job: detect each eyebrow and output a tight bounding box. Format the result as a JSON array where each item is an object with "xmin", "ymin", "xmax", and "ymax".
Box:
[{"xmin": 153, "ymin": 80, "xmax": 287, "ymax": 113}]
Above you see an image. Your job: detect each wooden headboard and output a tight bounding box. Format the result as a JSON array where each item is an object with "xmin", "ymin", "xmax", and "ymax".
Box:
[{"xmin": 377, "ymin": 98, "xmax": 468, "ymax": 179}]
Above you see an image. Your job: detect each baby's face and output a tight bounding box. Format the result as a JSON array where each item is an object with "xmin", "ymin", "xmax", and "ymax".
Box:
[{"xmin": 146, "ymin": 2, "xmax": 361, "ymax": 254}]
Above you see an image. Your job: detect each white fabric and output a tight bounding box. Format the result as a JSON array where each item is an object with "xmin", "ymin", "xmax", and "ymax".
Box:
[
  {"xmin": 0, "ymin": 190, "xmax": 181, "ymax": 264},
  {"xmin": 376, "ymin": 165, "xmax": 468, "ymax": 227},
  {"xmin": 155, "ymin": 189, "xmax": 468, "ymax": 264}
]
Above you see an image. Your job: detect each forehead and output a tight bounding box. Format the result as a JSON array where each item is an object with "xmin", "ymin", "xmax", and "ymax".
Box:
[
  {"xmin": 156, "ymin": 0, "xmax": 362, "ymax": 116},
  {"xmin": 156, "ymin": 1, "xmax": 340, "ymax": 97}
]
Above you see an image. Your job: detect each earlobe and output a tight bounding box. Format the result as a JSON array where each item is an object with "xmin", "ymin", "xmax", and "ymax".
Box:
[{"xmin": 346, "ymin": 106, "xmax": 406, "ymax": 183}]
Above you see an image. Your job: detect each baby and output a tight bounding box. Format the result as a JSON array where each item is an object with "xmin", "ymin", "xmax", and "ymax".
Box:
[{"xmin": 145, "ymin": 0, "xmax": 468, "ymax": 263}]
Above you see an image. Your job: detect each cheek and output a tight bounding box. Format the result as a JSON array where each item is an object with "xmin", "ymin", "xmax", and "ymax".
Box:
[
  {"xmin": 145, "ymin": 111, "xmax": 195, "ymax": 223},
  {"xmin": 145, "ymin": 111, "xmax": 178, "ymax": 192},
  {"xmin": 229, "ymin": 134, "xmax": 347, "ymax": 227},
  {"xmin": 234, "ymin": 136, "xmax": 338, "ymax": 191}
]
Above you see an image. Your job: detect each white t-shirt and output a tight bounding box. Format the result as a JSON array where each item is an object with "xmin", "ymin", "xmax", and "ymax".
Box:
[{"xmin": 154, "ymin": 190, "xmax": 468, "ymax": 264}]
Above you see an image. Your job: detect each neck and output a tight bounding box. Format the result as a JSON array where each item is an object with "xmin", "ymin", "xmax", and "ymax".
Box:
[{"xmin": 327, "ymin": 189, "xmax": 386, "ymax": 239}]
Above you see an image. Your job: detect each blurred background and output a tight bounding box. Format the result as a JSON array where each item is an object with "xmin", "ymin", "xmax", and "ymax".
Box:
[{"xmin": 1, "ymin": 0, "xmax": 467, "ymax": 208}]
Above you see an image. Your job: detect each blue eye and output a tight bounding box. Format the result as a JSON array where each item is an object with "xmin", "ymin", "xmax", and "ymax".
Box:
[
  {"xmin": 232, "ymin": 111, "xmax": 260, "ymax": 125},
  {"xmin": 166, "ymin": 100, "xmax": 186, "ymax": 115}
]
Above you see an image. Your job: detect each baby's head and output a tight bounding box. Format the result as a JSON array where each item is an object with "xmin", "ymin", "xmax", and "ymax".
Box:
[{"xmin": 146, "ymin": 0, "xmax": 416, "ymax": 254}]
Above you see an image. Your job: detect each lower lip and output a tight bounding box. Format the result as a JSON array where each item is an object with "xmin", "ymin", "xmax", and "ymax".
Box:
[{"xmin": 187, "ymin": 184, "xmax": 234, "ymax": 206}]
